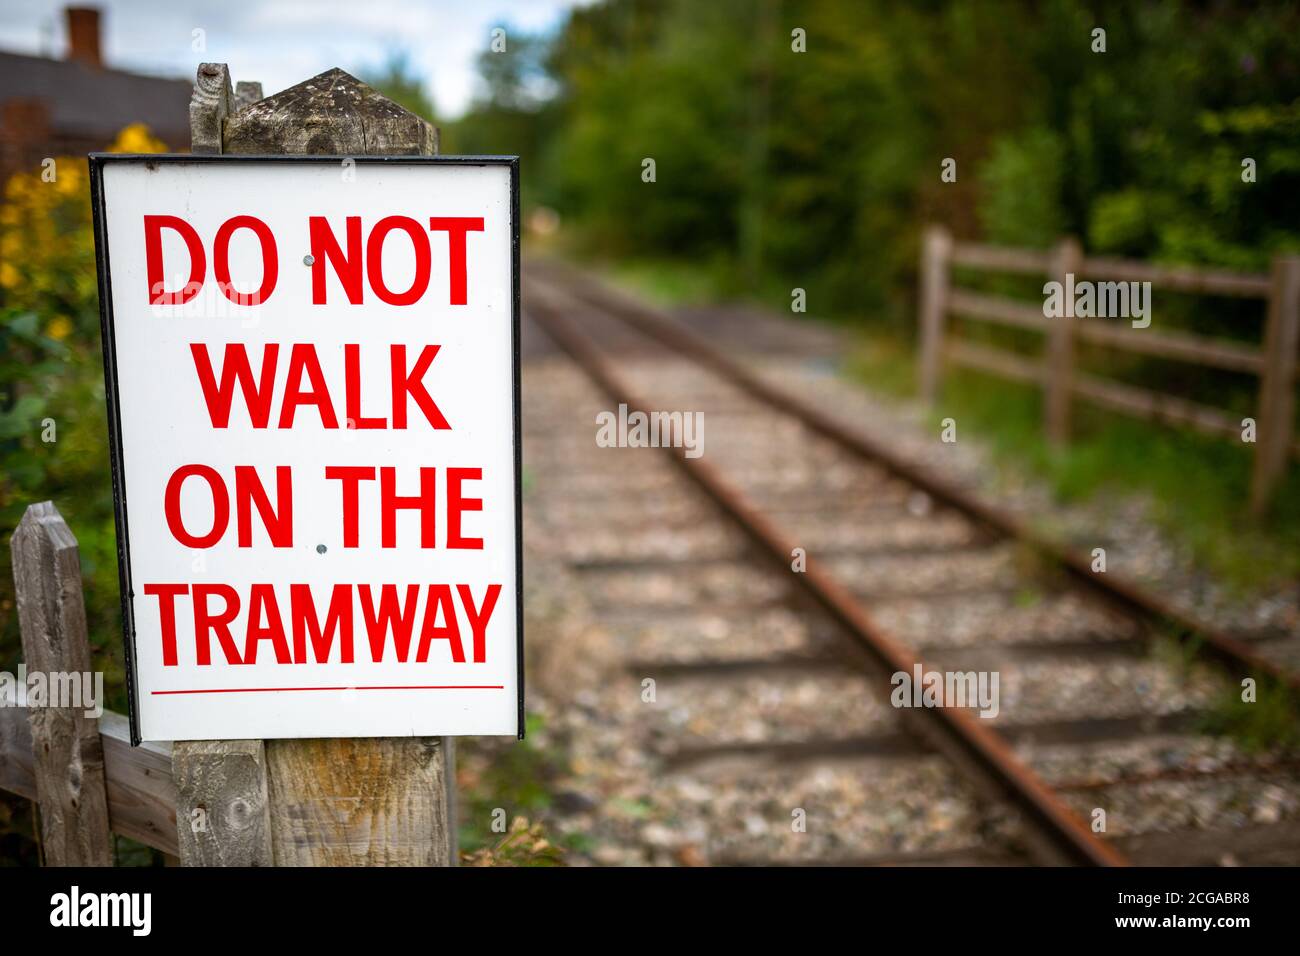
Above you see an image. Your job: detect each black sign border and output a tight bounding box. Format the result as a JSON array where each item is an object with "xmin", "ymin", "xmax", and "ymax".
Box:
[{"xmin": 88, "ymin": 152, "xmax": 525, "ymax": 746}]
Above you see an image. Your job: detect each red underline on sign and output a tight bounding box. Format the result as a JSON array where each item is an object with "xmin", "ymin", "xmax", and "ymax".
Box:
[{"xmin": 151, "ymin": 685, "xmax": 505, "ymax": 695}]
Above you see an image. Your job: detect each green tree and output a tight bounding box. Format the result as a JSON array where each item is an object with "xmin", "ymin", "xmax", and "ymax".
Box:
[{"xmin": 362, "ymin": 50, "xmax": 437, "ymax": 122}]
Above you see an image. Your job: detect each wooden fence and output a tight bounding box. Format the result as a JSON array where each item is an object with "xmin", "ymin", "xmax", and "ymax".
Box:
[
  {"xmin": 0, "ymin": 498, "xmax": 456, "ymax": 865},
  {"xmin": 2, "ymin": 502, "xmax": 179, "ymax": 863},
  {"xmin": 916, "ymin": 226, "xmax": 1300, "ymax": 514}
]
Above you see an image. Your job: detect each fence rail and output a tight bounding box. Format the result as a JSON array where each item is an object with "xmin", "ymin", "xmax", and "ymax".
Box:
[
  {"xmin": 0, "ymin": 704, "xmax": 177, "ymax": 857},
  {"xmin": 2, "ymin": 501, "xmax": 179, "ymax": 863},
  {"xmin": 917, "ymin": 226, "xmax": 1300, "ymax": 514}
]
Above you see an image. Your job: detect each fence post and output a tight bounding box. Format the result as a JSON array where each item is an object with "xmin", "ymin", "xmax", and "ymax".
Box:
[
  {"xmin": 9, "ymin": 502, "xmax": 112, "ymax": 866},
  {"xmin": 1250, "ymin": 255, "xmax": 1300, "ymax": 515},
  {"xmin": 181, "ymin": 63, "xmax": 452, "ymax": 866},
  {"xmin": 188, "ymin": 61, "xmax": 233, "ymax": 155},
  {"xmin": 1045, "ymin": 237, "xmax": 1083, "ymax": 445},
  {"xmin": 168, "ymin": 63, "xmax": 276, "ymax": 867},
  {"xmin": 173, "ymin": 740, "xmax": 272, "ymax": 866},
  {"xmin": 918, "ymin": 226, "xmax": 952, "ymax": 403}
]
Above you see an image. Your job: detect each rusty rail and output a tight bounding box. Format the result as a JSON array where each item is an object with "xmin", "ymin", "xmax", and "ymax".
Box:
[{"xmin": 524, "ymin": 276, "xmax": 1127, "ymax": 868}]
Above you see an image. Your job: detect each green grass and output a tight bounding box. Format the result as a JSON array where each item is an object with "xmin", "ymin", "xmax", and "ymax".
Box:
[
  {"xmin": 456, "ymin": 712, "xmax": 579, "ymax": 865},
  {"xmin": 1198, "ymin": 677, "xmax": 1300, "ymax": 753},
  {"xmin": 1148, "ymin": 634, "xmax": 1300, "ymax": 753},
  {"xmin": 842, "ymin": 334, "xmax": 919, "ymax": 398},
  {"xmin": 844, "ymin": 332, "xmax": 1300, "ymax": 593},
  {"xmin": 594, "ymin": 256, "xmax": 736, "ymax": 309}
]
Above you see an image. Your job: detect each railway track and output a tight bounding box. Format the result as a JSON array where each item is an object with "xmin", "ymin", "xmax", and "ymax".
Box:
[{"xmin": 519, "ymin": 261, "xmax": 1300, "ymax": 866}]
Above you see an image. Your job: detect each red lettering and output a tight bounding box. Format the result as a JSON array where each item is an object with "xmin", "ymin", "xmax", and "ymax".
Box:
[
  {"xmin": 367, "ymin": 216, "xmax": 431, "ymax": 306},
  {"xmin": 164, "ymin": 464, "xmax": 229, "ymax": 548},
  {"xmin": 213, "ymin": 215, "xmax": 278, "ymax": 306},
  {"xmin": 192, "ymin": 584, "xmax": 243, "ymax": 665},
  {"xmin": 446, "ymin": 467, "xmax": 483, "ymax": 549},
  {"xmin": 324, "ymin": 466, "xmax": 375, "ymax": 547},
  {"xmin": 458, "ymin": 584, "xmax": 501, "ymax": 663},
  {"xmin": 144, "ymin": 215, "xmax": 205, "ymax": 305},
  {"xmin": 391, "ymin": 344, "xmax": 450, "ymax": 429},
  {"xmin": 345, "ymin": 343, "xmax": 386, "ymax": 429},
  {"xmin": 427, "ymin": 217, "xmax": 483, "ymax": 306},
  {"xmin": 279, "ymin": 343, "xmax": 339, "ymax": 428},
  {"xmin": 310, "ymin": 216, "xmax": 363, "ymax": 304},
  {"xmin": 190, "ymin": 343, "xmax": 279, "ymax": 428},
  {"xmin": 290, "ymin": 584, "xmax": 354, "ymax": 664},
  {"xmin": 380, "ymin": 466, "xmax": 437, "ymax": 548},
  {"xmin": 359, "ymin": 584, "xmax": 420, "ymax": 663},
  {"xmin": 143, "ymin": 583, "xmax": 188, "ymax": 667},
  {"xmin": 244, "ymin": 583, "xmax": 291, "ymax": 664},
  {"xmin": 234, "ymin": 465, "xmax": 293, "ymax": 547},
  {"xmin": 417, "ymin": 584, "xmax": 464, "ymax": 662}
]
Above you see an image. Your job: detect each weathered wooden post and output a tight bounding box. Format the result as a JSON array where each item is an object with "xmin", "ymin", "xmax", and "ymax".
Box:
[
  {"xmin": 1250, "ymin": 254, "xmax": 1300, "ymax": 515},
  {"xmin": 173, "ymin": 63, "xmax": 452, "ymax": 866},
  {"xmin": 917, "ymin": 225, "xmax": 952, "ymax": 404},
  {"xmin": 1044, "ymin": 237, "xmax": 1082, "ymax": 445},
  {"xmin": 172, "ymin": 737, "xmax": 271, "ymax": 866},
  {"xmin": 10, "ymin": 502, "xmax": 112, "ymax": 866}
]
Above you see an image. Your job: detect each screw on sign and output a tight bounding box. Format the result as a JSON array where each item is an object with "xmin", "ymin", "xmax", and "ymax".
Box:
[{"xmin": 89, "ymin": 65, "xmax": 522, "ymax": 866}]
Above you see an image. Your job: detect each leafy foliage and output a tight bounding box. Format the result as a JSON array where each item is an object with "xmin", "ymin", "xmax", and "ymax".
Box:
[
  {"xmin": 460, "ymin": 816, "xmax": 565, "ymax": 867},
  {"xmin": 0, "ymin": 123, "xmax": 166, "ymax": 864},
  {"xmin": 360, "ymin": 50, "xmax": 437, "ymax": 124},
  {"xmin": 455, "ymin": 713, "xmax": 575, "ymax": 864},
  {"xmin": 0, "ymin": 124, "xmax": 167, "ymax": 710},
  {"xmin": 1200, "ymin": 678, "xmax": 1300, "ymax": 753},
  {"xmin": 454, "ymin": 0, "xmax": 1300, "ymax": 327}
]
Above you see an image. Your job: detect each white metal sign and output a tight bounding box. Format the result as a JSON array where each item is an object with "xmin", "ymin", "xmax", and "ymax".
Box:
[{"xmin": 90, "ymin": 155, "xmax": 522, "ymax": 743}]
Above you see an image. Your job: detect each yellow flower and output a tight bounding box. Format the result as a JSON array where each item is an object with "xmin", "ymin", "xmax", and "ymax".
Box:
[
  {"xmin": 108, "ymin": 123, "xmax": 168, "ymax": 154},
  {"xmin": 47, "ymin": 316, "xmax": 74, "ymax": 340}
]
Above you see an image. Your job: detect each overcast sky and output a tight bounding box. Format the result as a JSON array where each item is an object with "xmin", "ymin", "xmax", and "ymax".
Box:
[{"xmin": 0, "ymin": 0, "xmax": 588, "ymax": 118}]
